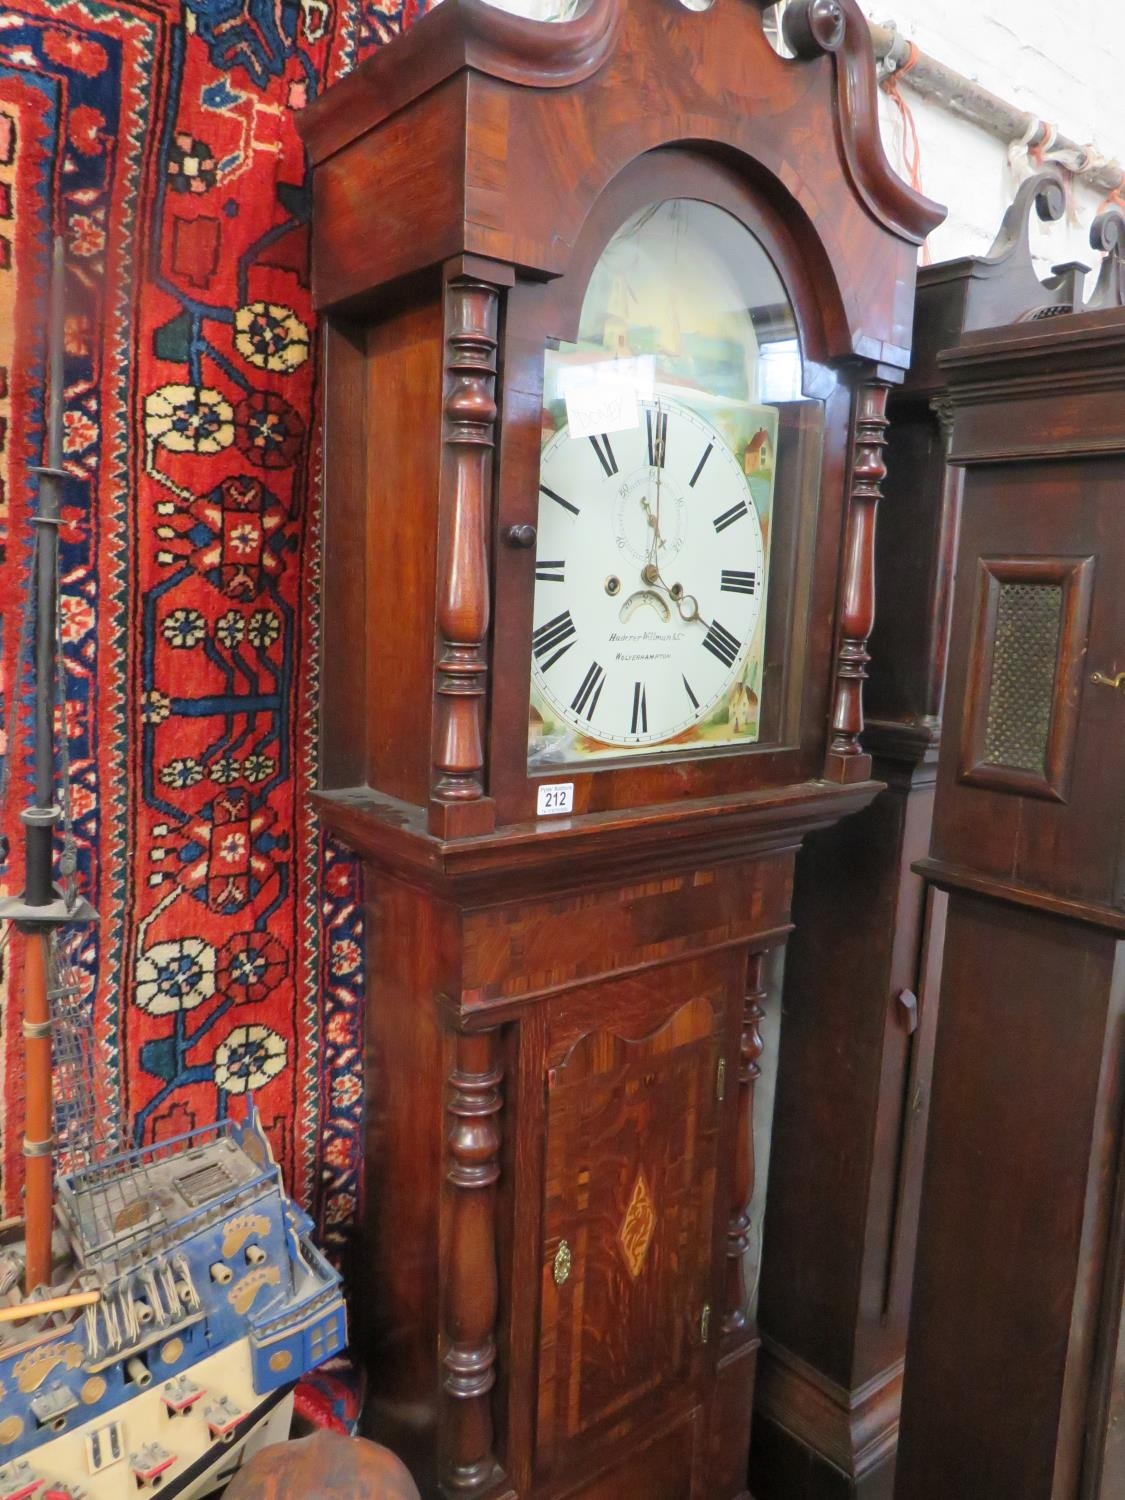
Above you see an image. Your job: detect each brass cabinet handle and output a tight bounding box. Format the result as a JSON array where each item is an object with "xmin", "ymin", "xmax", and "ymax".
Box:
[{"xmin": 1091, "ymin": 670, "xmax": 1125, "ymax": 691}]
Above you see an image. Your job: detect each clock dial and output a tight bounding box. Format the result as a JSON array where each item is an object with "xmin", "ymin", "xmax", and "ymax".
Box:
[{"xmin": 531, "ymin": 397, "xmax": 766, "ymax": 749}]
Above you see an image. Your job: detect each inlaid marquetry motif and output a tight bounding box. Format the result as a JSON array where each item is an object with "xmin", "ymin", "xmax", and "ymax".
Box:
[{"xmin": 618, "ymin": 1168, "xmax": 657, "ymax": 1279}]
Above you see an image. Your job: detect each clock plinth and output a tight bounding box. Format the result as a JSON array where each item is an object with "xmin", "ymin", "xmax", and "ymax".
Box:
[{"xmin": 300, "ymin": 1, "xmax": 941, "ymax": 1495}]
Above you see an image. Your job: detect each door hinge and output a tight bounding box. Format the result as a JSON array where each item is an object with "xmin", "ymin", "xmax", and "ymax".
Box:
[
  {"xmin": 715, "ymin": 1057, "xmax": 726, "ymax": 1103},
  {"xmin": 700, "ymin": 1302, "xmax": 712, "ymax": 1344}
]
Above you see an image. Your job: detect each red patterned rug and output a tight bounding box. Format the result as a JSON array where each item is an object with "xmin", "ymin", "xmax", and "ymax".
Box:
[{"xmin": 0, "ymin": 0, "xmax": 420, "ymax": 1260}]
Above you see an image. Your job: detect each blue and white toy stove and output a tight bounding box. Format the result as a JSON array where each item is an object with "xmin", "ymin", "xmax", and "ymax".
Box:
[{"xmin": 0, "ymin": 1109, "xmax": 346, "ymax": 1498}]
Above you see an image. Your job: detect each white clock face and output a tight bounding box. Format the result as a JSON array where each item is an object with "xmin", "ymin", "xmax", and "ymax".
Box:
[{"xmin": 531, "ymin": 397, "xmax": 766, "ymax": 749}]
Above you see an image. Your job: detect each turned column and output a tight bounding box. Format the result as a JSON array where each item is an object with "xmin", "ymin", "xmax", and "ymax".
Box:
[
  {"xmin": 430, "ymin": 263, "xmax": 505, "ymax": 839},
  {"xmin": 440, "ymin": 1025, "xmax": 505, "ymax": 1496},
  {"xmin": 722, "ymin": 950, "xmax": 768, "ymax": 1337},
  {"xmin": 825, "ymin": 380, "xmax": 891, "ymax": 784}
]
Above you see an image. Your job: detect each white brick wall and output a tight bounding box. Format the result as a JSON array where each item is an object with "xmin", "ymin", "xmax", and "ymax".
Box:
[
  {"xmin": 863, "ymin": 0, "xmax": 1123, "ymax": 278},
  {"xmin": 497, "ymin": 0, "xmax": 1124, "ymax": 281}
]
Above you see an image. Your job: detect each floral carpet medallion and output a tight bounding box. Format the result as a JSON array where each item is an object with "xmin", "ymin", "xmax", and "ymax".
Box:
[{"xmin": 0, "ymin": 0, "xmax": 422, "ymax": 1260}]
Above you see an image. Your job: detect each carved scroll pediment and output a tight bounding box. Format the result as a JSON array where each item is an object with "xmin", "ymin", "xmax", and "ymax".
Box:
[
  {"xmin": 299, "ymin": 0, "xmax": 945, "ymax": 363},
  {"xmin": 1085, "ymin": 208, "xmax": 1125, "ymax": 312}
]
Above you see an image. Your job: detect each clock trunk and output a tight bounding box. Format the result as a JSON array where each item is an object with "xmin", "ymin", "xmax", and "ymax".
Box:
[{"xmin": 299, "ymin": 1, "xmax": 943, "ymax": 1495}]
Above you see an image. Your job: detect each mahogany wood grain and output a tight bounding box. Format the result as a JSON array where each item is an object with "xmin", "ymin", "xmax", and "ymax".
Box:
[
  {"xmin": 300, "ymin": 0, "xmax": 941, "ymax": 833},
  {"xmin": 896, "ymin": 305, "xmax": 1125, "ymax": 1500},
  {"xmin": 749, "ymin": 251, "xmax": 982, "ymax": 1500},
  {"xmin": 722, "ymin": 952, "xmax": 767, "ymax": 1339},
  {"xmin": 441, "ymin": 1026, "xmax": 505, "ymax": 1493},
  {"xmin": 826, "ymin": 382, "xmax": 891, "ymax": 784},
  {"xmin": 358, "ymin": 879, "xmax": 454, "ymax": 1492},
  {"xmin": 748, "ymin": 193, "xmax": 1118, "ymax": 1498},
  {"xmin": 931, "ymin": 455, "xmax": 1125, "ymax": 909},
  {"xmin": 956, "ymin": 553, "xmax": 1094, "ymax": 803},
  {"xmin": 898, "ymin": 896, "xmax": 1124, "ymax": 1499},
  {"xmin": 314, "ymin": 779, "xmax": 878, "ymax": 906},
  {"xmin": 299, "ymin": 1, "xmax": 943, "ymax": 1494},
  {"xmin": 535, "ymin": 975, "xmax": 724, "ymax": 1484},
  {"xmin": 867, "ymin": 400, "xmax": 958, "ymax": 730},
  {"xmin": 320, "ymin": 319, "xmax": 369, "ymax": 790},
  {"xmin": 300, "ymin": 0, "xmax": 940, "ymax": 340},
  {"xmin": 430, "ymin": 269, "xmax": 502, "ymax": 837},
  {"xmin": 756, "ymin": 767, "xmax": 938, "ymax": 1382},
  {"xmin": 482, "ymin": 157, "xmax": 852, "ymax": 826},
  {"xmin": 358, "ymin": 295, "xmax": 445, "ymax": 807}
]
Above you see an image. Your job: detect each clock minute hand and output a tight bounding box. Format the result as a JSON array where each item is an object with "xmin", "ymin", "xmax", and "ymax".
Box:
[{"xmin": 638, "ymin": 399, "xmax": 667, "ymax": 567}]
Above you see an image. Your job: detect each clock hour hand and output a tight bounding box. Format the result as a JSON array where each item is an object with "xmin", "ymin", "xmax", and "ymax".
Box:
[
  {"xmin": 641, "ymin": 562, "xmax": 702, "ymax": 624},
  {"xmin": 671, "ymin": 585, "xmax": 701, "ymax": 623}
]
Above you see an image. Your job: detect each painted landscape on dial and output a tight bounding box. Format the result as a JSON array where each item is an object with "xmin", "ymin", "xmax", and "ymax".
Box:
[{"xmin": 529, "ymin": 199, "xmax": 783, "ymax": 767}]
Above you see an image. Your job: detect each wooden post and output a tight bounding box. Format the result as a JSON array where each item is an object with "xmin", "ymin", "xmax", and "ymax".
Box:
[
  {"xmin": 430, "ymin": 266, "xmax": 503, "ymax": 839},
  {"xmin": 722, "ymin": 950, "xmax": 767, "ymax": 1338},
  {"xmin": 825, "ymin": 380, "xmax": 890, "ymax": 784},
  {"xmin": 441, "ymin": 1026, "xmax": 505, "ymax": 1495}
]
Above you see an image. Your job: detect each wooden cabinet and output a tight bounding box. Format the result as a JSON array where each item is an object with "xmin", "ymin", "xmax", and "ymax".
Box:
[
  {"xmin": 297, "ymin": 2, "xmax": 940, "ymax": 1495},
  {"xmin": 895, "ymin": 227, "xmax": 1125, "ymax": 1498},
  {"xmin": 536, "ymin": 962, "xmax": 729, "ymax": 1487},
  {"xmin": 750, "ymin": 171, "xmax": 1086, "ymax": 1500}
]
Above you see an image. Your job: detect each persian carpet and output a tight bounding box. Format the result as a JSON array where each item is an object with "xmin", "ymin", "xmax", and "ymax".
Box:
[{"xmin": 0, "ymin": 0, "xmax": 421, "ymax": 1260}]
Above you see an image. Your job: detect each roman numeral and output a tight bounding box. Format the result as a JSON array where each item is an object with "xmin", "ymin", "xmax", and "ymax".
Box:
[
  {"xmin": 720, "ymin": 569, "xmax": 757, "ymax": 595},
  {"xmin": 535, "ymin": 559, "xmax": 566, "ymax": 583},
  {"xmin": 713, "ymin": 500, "xmax": 749, "ymax": 533},
  {"xmin": 689, "ymin": 444, "xmax": 713, "ymax": 488},
  {"xmin": 540, "ymin": 484, "xmax": 579, "ymax": 516},
  {"xmin": 702, "ymin": 619, "xmax": 741, "ymax": 669},
  {"xmin": 646, "ymin": 408, "xmax": 668, "ymax": 469},
  {"xmin": 682, "ymin": 675, "xmax": 700, "ymax": 710},
  {"xmin": 532, "ymin": 610, "xmax": 577, "ymax": 671},
  {"xmin": 589, "ymin": 433, "xmax": 618, "ymax": 478},
  {"xmin": 630, "ymin": 681, "xmax": 648, "ymax": 735},
  {"xmin": 571, "ymin": 662, "xmax": 605, "ymax": 720}
]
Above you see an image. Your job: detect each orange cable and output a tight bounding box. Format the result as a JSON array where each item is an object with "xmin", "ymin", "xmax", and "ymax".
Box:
[{"xmin": 881, "ymin": 42, "xmax": 929, "ymax": 261}]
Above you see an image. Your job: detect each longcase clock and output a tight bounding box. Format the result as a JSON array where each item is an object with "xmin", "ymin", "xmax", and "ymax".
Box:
[{"xmin": 298, "ymin": 2, "xmax": 941, "ymax": 1497}]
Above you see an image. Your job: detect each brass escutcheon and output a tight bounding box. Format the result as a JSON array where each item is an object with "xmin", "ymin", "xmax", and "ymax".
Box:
[{"xmin": 553, "ymin": 1240, "xmax": 572, "ymax": 1287}]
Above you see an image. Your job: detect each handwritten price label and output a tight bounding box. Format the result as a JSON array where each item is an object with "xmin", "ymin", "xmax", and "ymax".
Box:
[
  {"xmin": 564, "ymin": 383, "xmax": 636, "ymax": 438},
  {"xmin": 560, "ymin": 356, "xmax": 655, "ymax": 439}
]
